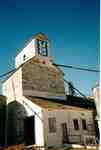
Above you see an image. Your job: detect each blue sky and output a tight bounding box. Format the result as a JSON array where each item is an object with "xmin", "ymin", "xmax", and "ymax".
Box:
[{"xmin": 0, "ymin": 0, "xmax": 99, "ymax": 95}]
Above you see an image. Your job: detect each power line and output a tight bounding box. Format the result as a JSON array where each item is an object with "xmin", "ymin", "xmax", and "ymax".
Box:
[
  {"xmin": 53, "ymin": 63, "xmax": 100, "ymax": 73},
  {"xmin": 0, "ymin": 62, "xmax": 99, "ymax": 80},
  {"xmin": 0, "ymin": 69, "xmax": 16, "ymax": 78},
  {"xmin": 0, "ymin": 62, "xmax": 93, "ymax": 100}
]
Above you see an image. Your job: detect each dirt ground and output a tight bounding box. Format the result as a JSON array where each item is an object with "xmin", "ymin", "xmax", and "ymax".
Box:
[{"xmin": 1, "ymin": 144, "xmax": 99, "ymax": 150}]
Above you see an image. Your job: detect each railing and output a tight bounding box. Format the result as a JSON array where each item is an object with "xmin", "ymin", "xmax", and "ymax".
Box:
[{"xmin": 67, "ymin": 134, "xmax": 82, "ymax": 144}]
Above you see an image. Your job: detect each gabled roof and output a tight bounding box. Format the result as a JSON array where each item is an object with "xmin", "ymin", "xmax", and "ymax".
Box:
[
  {"xmin": 33, "ymin": 32, "xmax": 49, "ymax": 40},
  {"xmin": 16, "ymin": 32, "xmax": 49, "ymax": 56}
]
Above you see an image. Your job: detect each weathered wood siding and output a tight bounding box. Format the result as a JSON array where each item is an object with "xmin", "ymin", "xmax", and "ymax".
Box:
[{"xmin": 22, "ymin": 57, "xmax": 66, "ymax": 100}]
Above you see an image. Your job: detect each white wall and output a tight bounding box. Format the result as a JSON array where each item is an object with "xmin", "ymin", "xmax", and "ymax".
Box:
[
  {"xmin": 43, "ymin": 108, "xmax": 95, "ymax": 147},
  {"xmin": 3, "ymin": 68, "xmax": 22, "ymax": 104},
  {"xmin": 22, "ymin": 97, "xmax": 45, "ymax": 147},
  {"xmin": 15, "ymin": 40, "xmax": 36, "ymax": 68},
  {"xmin": 92, "ymin": 86, "xmax": 100, "ymax": 118}
]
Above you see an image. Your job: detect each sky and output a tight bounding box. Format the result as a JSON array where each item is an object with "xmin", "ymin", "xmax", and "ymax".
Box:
[{"xmin": 0, "ymin": 0, "xmax": 99, "ymax": 96}]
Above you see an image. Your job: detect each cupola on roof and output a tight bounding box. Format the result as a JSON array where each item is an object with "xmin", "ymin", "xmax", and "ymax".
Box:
[{"xmin": 15, "ymin": 32, "xmax": 51, "ymax": 68}]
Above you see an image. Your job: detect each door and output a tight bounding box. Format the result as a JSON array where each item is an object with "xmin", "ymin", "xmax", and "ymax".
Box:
[
  {"xmin": 61, "ymin": 123, "xmax": 69, "ymax": 144},
  {"xmin": 24, "ymin": 116, "xmax": 35, "ymax": 146}
]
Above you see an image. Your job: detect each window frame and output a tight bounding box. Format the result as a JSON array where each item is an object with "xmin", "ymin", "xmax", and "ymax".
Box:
[
  {"xmin": 73, "ymin": 119, "xmax": 79, "ymax": 130},
  {"xmin": 37, "ymin": 39, "xmax": 48, "ymax": 56},
  {"xmin": 48, "ymin": 117, "xmax": 56, "ymax": 133}
]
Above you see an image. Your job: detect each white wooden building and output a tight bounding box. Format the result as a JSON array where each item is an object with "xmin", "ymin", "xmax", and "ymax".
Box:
[{"xmin": 3, "ymin": 33, "xmax": 96, "ymax": 147}]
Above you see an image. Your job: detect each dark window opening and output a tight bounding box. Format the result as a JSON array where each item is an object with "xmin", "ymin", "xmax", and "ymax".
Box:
[
  {"xmin": 61, "ymin": 123, "xmax": 69, "ymax": 143},
  {"xmin": 23, "ymin": 54, "xmax": 26, "ymax": 61},
  {"xmin": 24, "ymin": 116, "xmax": 35, "ymax": 146},
  {"xmin": 82, "ymin": 119, "xmax": 87, "ymax": 130},
  {"xmin": 73, "ymin": 119, "xmax": 79, "ymax": 130}
]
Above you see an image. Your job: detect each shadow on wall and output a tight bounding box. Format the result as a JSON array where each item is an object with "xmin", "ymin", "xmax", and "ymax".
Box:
[{"xmin": 7, "ymin": 101, "xmax": 28, "ymax": 146}]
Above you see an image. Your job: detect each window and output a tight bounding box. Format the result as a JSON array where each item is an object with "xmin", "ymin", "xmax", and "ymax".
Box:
[
  {"xmin": 73, "ymin": 119, "xmax": 79, "ymax": 130},
  {"xmin": 82, "ymin": 119, "xmax": 87, "ymax": 130},
  {"xmin": 23, "ymin": 54, "xmax": 26, "ymax": 61},
  {"xmin": 48, "ymin": 117, "xmax": 56, "ymax": 133},
  {"xmin": 37, "ymin": 40, "xmax": 48, "ymax": 56}
]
